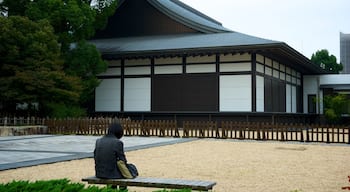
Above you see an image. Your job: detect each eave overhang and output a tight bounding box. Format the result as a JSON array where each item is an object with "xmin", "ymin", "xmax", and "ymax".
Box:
[{"xmin": 91, "ymin": 33, "xmax": 331, "ymax": 75}]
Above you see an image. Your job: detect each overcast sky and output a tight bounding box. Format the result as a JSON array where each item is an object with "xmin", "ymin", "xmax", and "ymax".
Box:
[{"xmin": 181, "ymin": 0, "xmax": 350, "ymax": 60}]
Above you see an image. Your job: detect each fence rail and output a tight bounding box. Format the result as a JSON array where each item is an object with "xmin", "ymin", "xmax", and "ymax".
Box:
[
  {"xmin": 0, "ymin": 117, "xmax": 45, "ymax": 126},
  {"xmin": 1, "ymin": 117, "xmax": 349, "ymax": 144}
]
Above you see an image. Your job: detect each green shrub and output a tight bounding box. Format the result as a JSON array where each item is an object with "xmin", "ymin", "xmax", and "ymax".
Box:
[
  {"xmin": 0, "ymin": 179, "xmax": 117, "ymax": 192},
  {"xmin": 0, "ymin": 179, "xmax": 193, "ymax": 192},
  {"xmin": 324, "ymin": 94, "xmax": 349, "ymax": 123}
]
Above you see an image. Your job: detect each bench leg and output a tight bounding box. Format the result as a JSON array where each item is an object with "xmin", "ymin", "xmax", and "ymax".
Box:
[{"xmin": 111, "ymin": 185, "xmax": 127, "ymax": 191}]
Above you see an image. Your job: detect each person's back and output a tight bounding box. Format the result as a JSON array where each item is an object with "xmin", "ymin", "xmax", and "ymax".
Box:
[{"xmin": 94, "ymin": 123, "xmax": 126, "ymax": 179}]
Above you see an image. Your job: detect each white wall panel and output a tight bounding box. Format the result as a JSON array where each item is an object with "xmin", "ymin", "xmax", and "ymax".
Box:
[
  {"xmin": 155, "ymin": 57, "xmax": 182, "ymax": 65},
  {"xmin": 155, "ymin": 65, "xmax": 182, "ymax": 74},
  {"xmin": 220, "ymin": 75, "xmax": 252, "ymax": 112},
  {"xmin": 220, "ymin": 62, "xmax": 251, "ymax": 72},
  {"xmin": 95, "ymin": 79, "xmax": 121, "ymax": 112},
  {"xmin": 256, "ymin": 76, "xmax": 264, "ymax": 112},
  {"xmin": 108, "ymin": 60, "xmax": 121, "ymax": 67},
  {"xmin": 124, "ymin": 67, "xmax": 151, "ymax": 75},
  {"xmin": 292, "ymin": 85, "xmax": 297, "ymax": 113},
  {"xmin": 303, "ymin": 76, "xmax": 319, "ymax": 114},
  {"xmin": 124, "ymin": 78, "xmax": 151, "ymax": 111},
  {"xmin": 319, "ymin": 74, "xmax": 350, "ymax": 85},
  {"xmin": 220, "ymin": 53, "xmax": 251, "ymax": 62},
  {"xmin": 286, "ymin": 84, "xmax": 292, "ymax": 113},
  {"xmin": 187, "ymin": 55, "xmax": 215, "ymax": 63},
  {"xmin": 186, "ymin": 64, "xmax": 216, "ymax": 73},
  {"xmin": 125, "ymin": 59, "xmax": 150, "ymax": 66}
]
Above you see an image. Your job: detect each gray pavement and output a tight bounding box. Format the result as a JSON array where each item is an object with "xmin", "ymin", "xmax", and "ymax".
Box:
[{"xmin": 0, "ymin": 135, "xmax": 196, "ymax": 171}]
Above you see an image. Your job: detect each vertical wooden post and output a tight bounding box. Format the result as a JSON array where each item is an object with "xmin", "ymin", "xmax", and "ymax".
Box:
[{"xmin": 347, "ymin": 126, "xmax": 350, "ymax": 144}]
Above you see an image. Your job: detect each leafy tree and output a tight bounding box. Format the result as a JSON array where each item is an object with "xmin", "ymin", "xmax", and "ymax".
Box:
[
  {"xmin": 65, "ymin": 41, "xmax": 107, "ymax": 105},
  {"xmin": 323, "ymin": 94, "xmax": 349, "ymax": 123},
  {"xmin": 0, "ymin": 0, "xmax": 118, "ymax": 116},
  {"xmin": 1, "ymin": 0, "xmax": 118, "ymax": 51},
  {"xmin": 311, "ymin": 49, "xmax": 343, "ymax": 73},
  {"xmin": 0, "ymin": 16, "xmax": 83, "ymax": 116},
  {"xmin": 25, "ymin": 0, "xmax": 97, "ymax": 52}
]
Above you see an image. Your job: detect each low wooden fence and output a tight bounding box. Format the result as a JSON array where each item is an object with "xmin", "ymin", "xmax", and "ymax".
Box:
[
  {"xmin": 45, "ymin": 117, "xmax": 113, "ymax": 135},
  {"xmin": 122, "ymin": 119, "xmax": 179, "ymax": 137},
  {"xmin": 42, "ymin": 118, "xmax": 349, "ymax": 144},
  {"xmin": 218, "ymin": 121, "xmax": 349, "ymax": 144},
  {"xmin": 0, "ymin": 117, "xmax": 44, "ymax": 126},
  {"xmin": 3, "ymin": 117, "xmax": 348, "ymax": 144},
  {"xmin": 183, "ymin": 121, "xmax": 219, "ymax": 138},
  {"xmin": 45, "ymin": 118, "xmax": 180, "ymax": 137}
]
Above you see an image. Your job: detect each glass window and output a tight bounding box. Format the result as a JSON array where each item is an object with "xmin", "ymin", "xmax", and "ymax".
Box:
[
  {"xmin": 280, "ymin": 64, "xmax": 285, "ymax": 72},
  {"xmin": 273, "ymin": 61, "xmax": 279, "ymax": 69},
  {"xmin": 265, "ymin": 57, "xmax": 272, "ymax": 67},
  {"xmin": 265, "ymin": 67, "xmax": 272, "ymax": 76}
]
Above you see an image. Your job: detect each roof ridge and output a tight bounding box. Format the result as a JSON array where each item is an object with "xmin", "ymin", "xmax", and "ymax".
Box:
[
  {"xmin": 147, "ymin": 0, "xmax": 232, "ymax": 33},
  {"xmin": 169, "ymin": 0, "xmax": 223, "ymax": 26}
]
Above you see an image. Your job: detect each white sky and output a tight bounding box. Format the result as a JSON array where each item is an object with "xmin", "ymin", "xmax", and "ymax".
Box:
[{"xmin": 181, "ymin": 0, "xmax": 350, "ymax": 60}]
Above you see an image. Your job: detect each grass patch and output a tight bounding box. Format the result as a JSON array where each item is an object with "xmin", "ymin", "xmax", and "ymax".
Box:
[{"xmin": 0, "ymin": 179, "xmax": 193, "ymax": 192}]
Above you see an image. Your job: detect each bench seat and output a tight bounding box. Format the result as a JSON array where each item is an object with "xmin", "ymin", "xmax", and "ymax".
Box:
[{"xmin": 82, "ymin": 176, "xmax": 216, "ymax": 191}]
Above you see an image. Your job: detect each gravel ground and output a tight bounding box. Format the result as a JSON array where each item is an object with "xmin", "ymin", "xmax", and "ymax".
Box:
[{"xmin": 0, "ymin": 139, "xmax": 349, "ymax": 192}]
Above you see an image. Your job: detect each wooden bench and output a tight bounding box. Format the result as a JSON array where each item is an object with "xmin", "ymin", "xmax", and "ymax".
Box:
[{"xmin": 82, "ymin": 176, "xmax": 216, "ymax": 191}]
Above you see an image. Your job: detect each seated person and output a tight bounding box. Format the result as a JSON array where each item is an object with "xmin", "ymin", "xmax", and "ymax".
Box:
[{"xmin": 94, "ymin": 122, "xmax": 137, "ymax": 179}]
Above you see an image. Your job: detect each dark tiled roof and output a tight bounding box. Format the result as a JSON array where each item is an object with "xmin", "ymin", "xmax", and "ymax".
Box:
[
  {"xmin": 148, "ymin": 0, "xmax": 232, "ymax": 33},
  {"xmin": 91, "ymin": 32, "xmax": 280, "ymax": 55},
  {"xmin": 91, "ymin": 0, "xmax": 329, "ymax": 74},
  {"xmin": 114, "ymin": 0, "xmax": 231, "ymax": 33}
]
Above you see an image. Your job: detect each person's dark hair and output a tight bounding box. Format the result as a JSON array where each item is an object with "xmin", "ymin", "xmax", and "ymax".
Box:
[{"xmin": 107, "ymin": 122, "xmax": 123, "ymax": 139}]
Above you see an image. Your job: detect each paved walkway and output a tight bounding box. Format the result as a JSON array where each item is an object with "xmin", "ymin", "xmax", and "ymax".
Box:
[{"xmin": 0, "ymin": 135, "xmax": 196, "ymax": 171}]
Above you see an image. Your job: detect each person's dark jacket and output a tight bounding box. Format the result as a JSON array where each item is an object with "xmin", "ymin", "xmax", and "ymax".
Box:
[{"xmin": 94, "ymin": 123, "xmax": 127, "ymax": 179}]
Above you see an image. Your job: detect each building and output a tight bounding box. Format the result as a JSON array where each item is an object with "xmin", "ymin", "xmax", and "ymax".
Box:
[
  {"xmin": 304, "ymin": 74, "xmax": 350, "ymax": 116},
  {"xmin": 340, "ymin": 32, "xmax": 350, "ymax": 74},
  {"xmin": 91, "ymin": 0, "xmax": 333, "ymax": 123}
]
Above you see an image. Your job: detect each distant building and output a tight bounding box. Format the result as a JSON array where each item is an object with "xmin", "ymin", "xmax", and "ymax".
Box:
[{"xmin": 340, "ymin": 32, "xmax": 350, "ymax": 74}]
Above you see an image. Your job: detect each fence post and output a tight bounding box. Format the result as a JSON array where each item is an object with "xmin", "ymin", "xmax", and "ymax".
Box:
[
  {"xmin": 183, "ymin": 121, "xmax": 188, "ymax": 138},
  {"xmin": 257, "ymin": 122, "xmax": 262, "ymax": 140},
  {"xmin": 326, "ymin": 125, "xmax": 330, "ymax": 143},
  {"xmin": 299, "ymin": 123, "xmax": 304, "ymax": 142},
  {"xmin": 305, "ymin": 124, "xmax": 310, "ymax": 142},
  {"xmin": 348, "ymin": 126, "xmax": 350, "ymax": 144},
  {"xmin": 4, "ymin": 117, "xmax": 7, "ymax": 126}
]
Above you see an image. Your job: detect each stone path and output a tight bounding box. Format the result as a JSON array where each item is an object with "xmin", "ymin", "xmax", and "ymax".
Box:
[{"xmin": 0, "ymin": 135, "xmax": 195, "ymax": 171}]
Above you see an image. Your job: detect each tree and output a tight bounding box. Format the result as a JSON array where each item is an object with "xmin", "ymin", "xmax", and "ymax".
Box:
[
  {"xmin": 0, "ymin": 0, "xmax": 118, "ymax": 116},
  {"xmin": 0, "ymin": 16, "xmax": 83, "ymax": 116},
  {"xmin": 65, "ymin": 41, "xmax": 107, "ymax": 105},
  {"xmin": 25, "ymin": 0, "xmax": 97, "ymax": 52},
  {"xmin": 311, "ymin": 49, "xmax": 343, "ymax": 73},
  {"xmin": 323, "ymin": 94, "xmax": 350, "ymax": 123},
  {"xmin": 1, "ymin": 0, "xmax": 118, "ymax": 52}
]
